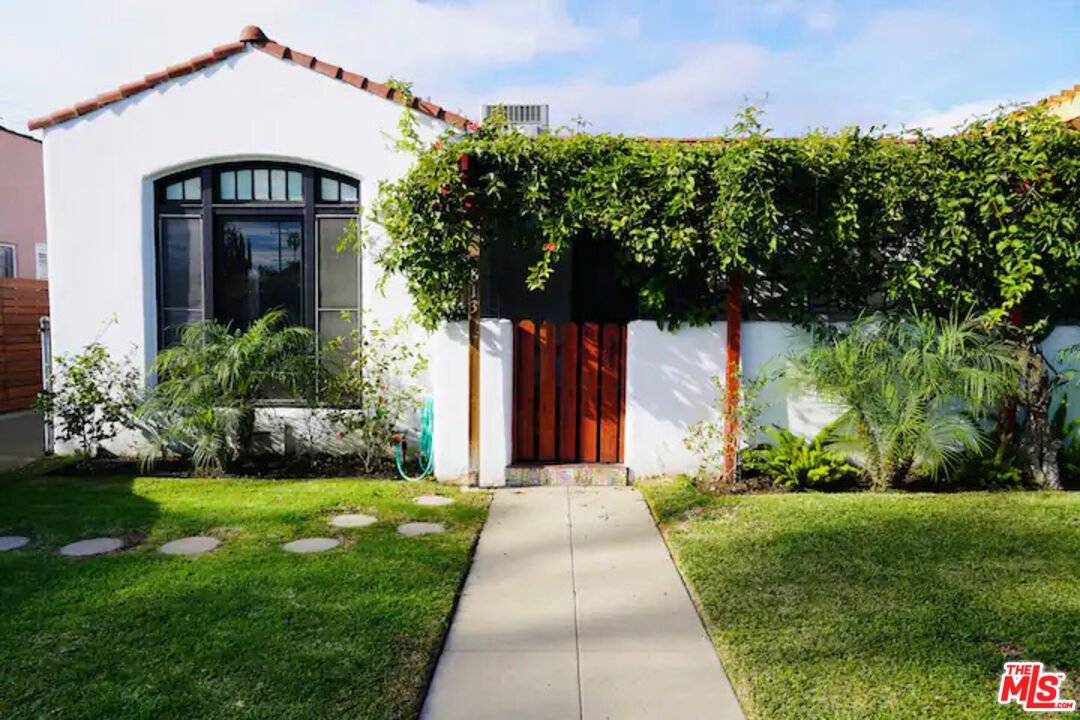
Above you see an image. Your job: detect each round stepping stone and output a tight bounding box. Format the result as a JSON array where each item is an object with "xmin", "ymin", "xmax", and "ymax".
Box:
[
  {"xmin": 59, "ymin": 537, "xmax": 123, "ymax": 557},
  {"xmin": 330, "ymin": 513, "xmax": 377, "ymax": 528},
  {"xmin": 413, "ymin": 495, "xmax": 454, "ymax": 507},
  {"xmin": 0, "ymin": 536, "xmax": 30, "ymax": 552},
  {"xmin": 159, "ymin": 536, "xmax": 220, "ymax": 556},
  {"xmin": 397, "ymin": 522, "xmax": 445, "ymax": 536},
  {"xmin": 283, "ymin": 538, "xmax": 339, "ymax": 553}
]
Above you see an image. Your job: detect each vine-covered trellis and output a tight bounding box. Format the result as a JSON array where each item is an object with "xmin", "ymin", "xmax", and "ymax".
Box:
[
  {"xmin": 375, "ymin": 103, "xmax": 1080, "ymax": 334},
  {"xmin": 371, "ymin": 93, "xmax": 1080, "ymax": 486}
]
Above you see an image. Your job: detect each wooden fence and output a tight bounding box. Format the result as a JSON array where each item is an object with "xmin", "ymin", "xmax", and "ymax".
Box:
[{"xmin": 0, "ymin": 278, "xmax": 48, "ymax": 412}]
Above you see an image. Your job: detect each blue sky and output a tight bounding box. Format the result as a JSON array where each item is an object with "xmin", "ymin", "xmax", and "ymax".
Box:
[{"xmin": 1, "ymin": 0, "xmax": 1077, "ymax": 137}]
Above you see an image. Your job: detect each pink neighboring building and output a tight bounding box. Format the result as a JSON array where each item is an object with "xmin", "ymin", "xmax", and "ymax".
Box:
[{"xmin": 0, "ymin": 124, "xmax": 47, "ymax": 279}]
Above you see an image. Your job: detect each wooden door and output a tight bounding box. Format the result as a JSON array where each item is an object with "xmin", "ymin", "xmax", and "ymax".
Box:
[{"xmin": 513, "ymin": 321, "xmax": 626, "ymax": 464}]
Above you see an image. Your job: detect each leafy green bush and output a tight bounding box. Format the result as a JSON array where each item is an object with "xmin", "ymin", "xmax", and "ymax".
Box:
[
  {"xmin": 684, "ymin": 369, "xmax": 769, "ymax": 492},
  {"xmin": 745, "ymin": 426, "xmax": 861, "ymax": 490},
  {"xmin": 945, "ymin": 435, "xmax": 1026, "ymax": 489},
  {"xmin": 321, "ymin": 313, "xmax": 427, "ymax": 474},
  {"xmin": 136, "ymin": 311, "xmax": 318, "ymax": 474},
  {"xmin": 36, "ymin": 341, "xmax": 140, "ymax": 457}
]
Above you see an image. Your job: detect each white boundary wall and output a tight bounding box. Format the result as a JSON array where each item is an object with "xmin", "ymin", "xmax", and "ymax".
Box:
[
  {"xmin": 432, "ymin": 320, "xmax": 513, "ymax": 486},
  {"xmin": 623, "ymin": 320, "xmax": 1080, "ymax": 479},
  {"xmin": 624, "ymin": 320, "xmax": 840, "ymax": 477}
]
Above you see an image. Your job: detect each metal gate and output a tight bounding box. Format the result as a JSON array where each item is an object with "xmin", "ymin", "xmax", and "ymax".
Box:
[{"xmin": 512, "ymin": 321, "xmax": 626, "ymax": 464}]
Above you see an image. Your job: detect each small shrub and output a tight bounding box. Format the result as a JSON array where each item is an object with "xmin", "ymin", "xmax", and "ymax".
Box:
[
  {"xmin": 744, "ymin": 426, "xmax": 862, "ymax": 491},
  {"xmin": 321, "ymin": 313, "xmax": 427, "ymax": 474},
  {"xmin": 684, "ymin": 370, "xmax": 769, "ymax": 493},
  {"xmin": 942, "ymin": 434, "xmax": 1025, "ymax": 489},
  {"xmin": 36, "ymin": 341, "xmax": 140, "ymax": 457}
]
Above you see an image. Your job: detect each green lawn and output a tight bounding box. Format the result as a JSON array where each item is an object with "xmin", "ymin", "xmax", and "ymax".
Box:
[
  {"xmin": 0, "ymin": 467, "xmax": 489, "ymax": 719},
  {"xmin": 640, "ymin": 477, "xmax": 1080, "ymax": 719}
]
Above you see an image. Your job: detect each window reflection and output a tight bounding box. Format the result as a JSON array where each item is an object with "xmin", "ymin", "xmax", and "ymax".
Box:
[{"xmin": 214, "ymin": 219, "xmax": 302, "ymax": 331}]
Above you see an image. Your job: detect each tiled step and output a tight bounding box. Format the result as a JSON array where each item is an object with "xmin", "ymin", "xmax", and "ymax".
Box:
[{"xmin": 505, "ymin": 463, "xmax": 629, "ymax": 487}]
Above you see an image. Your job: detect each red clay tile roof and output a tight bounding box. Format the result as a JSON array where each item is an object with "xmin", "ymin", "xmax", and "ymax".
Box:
[
  {"xmin": 1043, "ymin": 83, "xmax": 1080, "ymax": 128},
  {"xmin": 1044, "ymin": 83, "xmax": 1080, "ymax": 110},
  {"xmin": 28, "ymin": 25, "xmax": 470, "ymax": 131}
]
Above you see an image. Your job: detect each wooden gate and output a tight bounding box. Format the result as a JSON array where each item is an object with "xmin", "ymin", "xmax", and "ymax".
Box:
[
  {"xmin": 513, "ymin": 321, "xmax": 626, "ymax": 464},
  {"xmin": 0, "ymin": 278, "xmax": 48, "ymax": 412}
]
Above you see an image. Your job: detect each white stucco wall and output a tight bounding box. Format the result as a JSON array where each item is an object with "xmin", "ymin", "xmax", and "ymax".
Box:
[
  {"xmin": 625, "ymin": 320, "xmax": 1080, "ymax": 478},
  {"xmin": 41, "ymin": 46, "xmax": 447, "ymax": 454},
  {"xmin": 432, "ymin": 320, "xmax": 513, "ymax": 486},
  {"xmin": 624, "ymin": 320, "xmax": 841, "ymax": 478}
]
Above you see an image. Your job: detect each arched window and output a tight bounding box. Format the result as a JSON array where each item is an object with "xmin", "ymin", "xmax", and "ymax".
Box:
[{"xmin": 154, "ymin": 162, "xmax": 360, "ymax": 349}]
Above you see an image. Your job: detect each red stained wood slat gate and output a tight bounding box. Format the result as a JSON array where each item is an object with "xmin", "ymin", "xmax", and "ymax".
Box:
[
  {"xmin": 513, "ymin": 321, "xmax": 627, "ymax": 464},
  {"xmin": 0, "ymin": 278, "xmax": 48, "ymax": 412}
]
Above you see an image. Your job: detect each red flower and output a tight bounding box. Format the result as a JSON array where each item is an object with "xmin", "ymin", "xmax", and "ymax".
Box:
[
  {"xmin": 439, "ymin": 185, "xmax": 451, "ymax": 195},
  {"xmin": 336, "ymin": 431, "xmax": 344, "ymax": 439},
  {"xmin": 543, "ymin": 242, "xmax": 557, "ymax": 252},
  {"xmin": 465, "ymin": 201, "xmax": 472, "ymax": 209},
  {"xmin": 434, "ymin": 140, "xmax": 443, "ymax": 150},
  {"xmin": 466, "ymin": 122, "xmax": 479, "ymax": 131}
]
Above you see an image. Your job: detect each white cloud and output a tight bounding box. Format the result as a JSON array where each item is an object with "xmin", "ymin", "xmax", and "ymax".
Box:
[
  {"xmin": 0, "ymin": 0, "xmax": 591, "ymax": 127},
  {"xmin": 0, "ymin": 1, "xmax": 1064, "ymax": 138},
  {"xmin": 761, "ymin": 0, "xmax": 838, "ymax": 32},
  {"xmin": 470, "ymin": 42, "xmax": 782, "ymax": 136},
  {"xmin": 909, "ymin": 99, "xmax": 1019, "ymax": 135},
  {"xmin": 474, "ymin": 6, "xmax": 1056, "ymax": 137}
]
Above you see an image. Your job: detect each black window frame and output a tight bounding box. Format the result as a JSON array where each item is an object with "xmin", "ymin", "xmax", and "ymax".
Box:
[{"xmin": 154, "ymin": 162, "xmax": 360, "ymax": 351}]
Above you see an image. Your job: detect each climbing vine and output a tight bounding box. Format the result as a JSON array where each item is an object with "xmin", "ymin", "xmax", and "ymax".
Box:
[
  {"xmin": 375, "ymin": 103, "xmax": 1080, "ymax": 331},
  {"xmin": 375, "ymin": 106, "xmax": 921, "ymax": 327},
  {"xmin": 373, "ymin": 104, "xmax": 1080, "ymax": 334}
]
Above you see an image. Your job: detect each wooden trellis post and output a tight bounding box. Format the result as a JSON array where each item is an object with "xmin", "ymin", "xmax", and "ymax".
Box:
[
  {"xmin": 461, "ymin": 153, "xmax": 480, "ymax": 487},
  {"xmin": 724, "ymin": 272, "xmax": 743, "ymax": 483}
]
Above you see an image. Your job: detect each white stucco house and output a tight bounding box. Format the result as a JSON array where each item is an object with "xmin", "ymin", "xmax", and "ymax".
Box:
[{"xmin": 31, "ymin": 25, "xmax": 505, "ymax": 479}]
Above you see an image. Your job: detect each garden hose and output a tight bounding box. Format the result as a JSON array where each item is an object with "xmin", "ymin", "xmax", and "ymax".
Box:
[{"xmin": 395, "ymin": 398, "xmax": 434, "ymax": 481}]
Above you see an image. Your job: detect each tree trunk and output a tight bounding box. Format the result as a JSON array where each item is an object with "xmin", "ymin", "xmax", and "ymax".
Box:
[{"xmin": 1019, "ymin": 348, "xmax": 1062, "ymax": 490}]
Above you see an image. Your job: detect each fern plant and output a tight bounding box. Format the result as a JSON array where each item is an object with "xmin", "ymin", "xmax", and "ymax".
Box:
[
  {"xmin": 745, "ymin": 426, "xmax": 861, "ymax": 490},
  {"xmin": 136, "ymin": 311, "xmax": 318, "ymax": 474}
]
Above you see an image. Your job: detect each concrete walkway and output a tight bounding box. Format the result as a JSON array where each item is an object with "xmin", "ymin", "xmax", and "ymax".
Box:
[{"xmin": 421, "ymin": 486, "xmax": 744, "ymax": 720}]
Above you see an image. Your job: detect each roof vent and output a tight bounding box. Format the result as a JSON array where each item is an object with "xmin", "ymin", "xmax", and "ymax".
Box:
[{"xmin": 482, "ymin": 104, "xmax": 549, "ymax": 135}]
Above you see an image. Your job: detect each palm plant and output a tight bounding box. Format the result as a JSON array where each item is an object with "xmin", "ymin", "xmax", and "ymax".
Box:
[
  {"xmin": 136, "ymin": 311, "xmax": 319, "ymax": 474},
  {"xmin": 785, "ymin": 311, "xmax": 1023, "ymax": 489}
]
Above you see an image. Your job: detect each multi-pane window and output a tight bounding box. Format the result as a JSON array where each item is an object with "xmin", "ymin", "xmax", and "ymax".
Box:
[
  {"xmin": 218, "ymin": 167, "xmax": 303, "ymax": 202},
  {"xmin": 319, "ymin": 176, "xmax": 359, "ymax": 203},
  {"xmin": 35, "ymin": 244, "xmax": 47, "ymax": 280},
  {"xmin": 163, "ymin": 175, "xmax": 201, "ymax": 201},
  {"xmin": 0, "ymin": 244, "xmax": 15, "ymax": 278},
  {"xmin": 317, "ymin": 216, "xmax": 361, "ymax": 368},
  {"xmin": 155, "ymin": 162, "xmax": 360, "ymax": 352}
]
